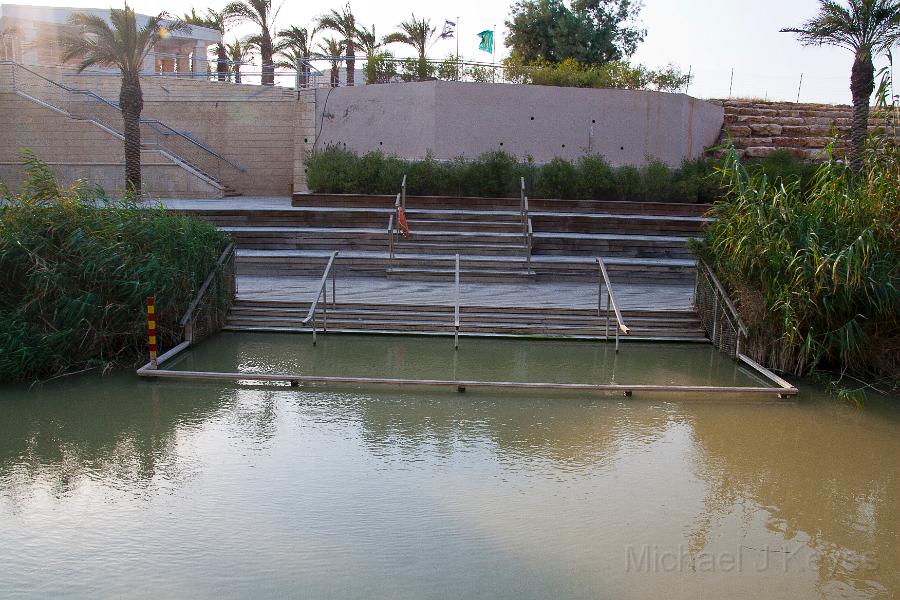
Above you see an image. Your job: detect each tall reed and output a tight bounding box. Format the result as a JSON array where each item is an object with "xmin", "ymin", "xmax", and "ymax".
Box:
[
  {"xmin": 697, "ymin": 143, "xmax": 899, "ymax": 378},
  {"xmin": 0, "ymin": 152, "xmax": 232, "ymax": 382}
]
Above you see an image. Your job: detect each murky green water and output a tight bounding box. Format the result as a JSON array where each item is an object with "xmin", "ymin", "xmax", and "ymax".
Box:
[{"xmin": 1, "ymin": 333, "xmax": 898, "ymax": 599}]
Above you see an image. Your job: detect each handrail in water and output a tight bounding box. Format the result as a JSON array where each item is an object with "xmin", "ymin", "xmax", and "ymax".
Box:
[
  {"xmin": 180, "ymin": 243, "xmax": 235, "ymax": 330},
  {"xmin": 454, "ymin": 253, "xmax": 461, "ymax": 350},
  {"xmin": 597, "ymin": 257, "xmax": 629, "ymax": 352},
  {"xmin": 302, "ymin": 251, "xmax": 339, "ymax": 345},
  {"xmin": 698, "ymin": 258, "xmax": 749, "ymax": 337}
]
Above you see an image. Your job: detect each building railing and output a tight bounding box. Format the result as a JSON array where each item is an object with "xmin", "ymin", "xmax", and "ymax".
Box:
[
  {"xmin": 597, "ymin": 257, "xmax": 629, "ymax": 352},
  {"xmin": 6, "ymin": 61, "xmax": 245, "ymax": 185},
  {"xmin": 302, "ymin": 251, "xmax": 339, "ymax": 346}
]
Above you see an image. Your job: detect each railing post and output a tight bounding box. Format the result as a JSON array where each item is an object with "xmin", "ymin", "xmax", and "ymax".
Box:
[
  {"xmin": 606, "ymin": 292, "xmax": 611, "ymax": 340},
  {"xmin": 323, "ymin": 283, "xmax": 328, "ymax": 333},
  {"xmin": 401, "ymin": 175, "xmax": 407, "ymax": 210},
  {"xmin": 712, "ymin": 294, "xmax": 719, "ymax": 347},
  {"xmin": 312, "ymin": 313, "xmax": 317, "ymax": 346},
  {"xmin": 455, "ymin": 253, "xmax": 460, "ymax": 351}
]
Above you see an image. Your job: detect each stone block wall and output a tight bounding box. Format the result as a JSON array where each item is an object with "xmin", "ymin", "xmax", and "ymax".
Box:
[
  {"xmin": 716, "ymin": 99, "xmax": 894, "ymax": 159},
  {"xmin": 0, "ymin": 92, "xmax": 221, "ymax": 198}
]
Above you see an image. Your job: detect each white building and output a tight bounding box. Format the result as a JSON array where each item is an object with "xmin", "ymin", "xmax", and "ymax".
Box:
[{"xmin": 0, "ymin": 4, "xmax": 221, "ymax": 76}]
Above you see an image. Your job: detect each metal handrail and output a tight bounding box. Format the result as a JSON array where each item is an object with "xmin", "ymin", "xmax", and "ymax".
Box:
[
  {"xmin": 401, "ymin": 174, "xmax": 407, "ymax": 209},
  {"xmin": 180, "ymin": 243, "xmax": 235, "ymax": 330},
  {"xmin": 454, "ymin": 253, "xmax": 461, "ymax": 350},
  {"xmin": 387, "ymin": 211, "xmax": 395, "ymax": 262},
  {"xmin": 526, "ymin": 218, "xmax": 533, "ymax": 270},
  {"xmin": 597, "ymin": 257, "xmax": 629, "ymax": 352},
  {"xmin": 8, "ymin": 61, "xmax": 245, "ymax": 176},
  {"xmin": 302, "ymin": 251, "xmax": 339, "ymax": 345},
  {"xmin": 698, "ymin": 258, "xmax": 749, "ymax": 337}
]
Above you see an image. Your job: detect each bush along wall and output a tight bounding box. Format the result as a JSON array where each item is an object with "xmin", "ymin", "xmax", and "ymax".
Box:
[
  {"xmin": 694, "ymin": 145, "xmax": 899, "ymax": 386},
  {"xmin": 306, "ymin": 146, "xmax": 820, "ymax": 203},
  {"xmin": 0, "ymin": 152, "xmax": 233, "ymax": 383}
]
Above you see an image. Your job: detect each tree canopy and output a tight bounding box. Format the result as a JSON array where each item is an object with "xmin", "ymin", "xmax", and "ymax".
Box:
[{"xmin": 505, "ymin": 0, "xmax": 645, "ymax": 65}]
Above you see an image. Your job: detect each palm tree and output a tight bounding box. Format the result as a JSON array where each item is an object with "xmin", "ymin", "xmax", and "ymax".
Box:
[
  {"xmin": 182, "ymin": 8, "xmax": 228, "ymax": 81},
  {"xmin": 782, "ymin": 0, "xmax": 900, "ymax": 172},
  {"xmin": 316, "ymin": 4, "xmax": 357, "ymax": 86},
  {"xmin": 357, "ymin": 24, "xmax": 398, "ymax": 84},
  {"xmin": 61, "ymin": 5, "xmax": 185, "ymax": 194},
  {"xmin": 383, "ymin": 14, "xmax": 437, "ymax": 81},
  {"xmin": 315, "ymin": 37, "xmax": 345, "ymax": 87},
  {"xmin": 223, "ymin": 0, "xmax": 281, "ymax": 85},
  {"xmin": 225, "ymin": 38, "xmax": 252, "ymax": 83},
  {"xmin": 276, "ymin": 25, "xmax": 313, "ymax": 87}
]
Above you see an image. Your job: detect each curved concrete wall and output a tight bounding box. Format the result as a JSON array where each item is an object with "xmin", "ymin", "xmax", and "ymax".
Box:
[{"xmin": 314, "ymin": 81, "xmax": 724, "ymax": 167}]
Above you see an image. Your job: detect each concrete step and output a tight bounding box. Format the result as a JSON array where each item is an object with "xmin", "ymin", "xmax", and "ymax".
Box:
[{"xmin": 386, "ymin": 267, "xmax": 536, "ymax": 282}]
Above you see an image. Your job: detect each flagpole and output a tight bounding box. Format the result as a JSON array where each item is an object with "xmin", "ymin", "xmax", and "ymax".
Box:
[
  {"xmin": 456, "ymin": 16, "xmax": 460, "ymax": 81},
  {"xmin": 492, "ymin": 23, "xmax": 496, "ymax": 82}
]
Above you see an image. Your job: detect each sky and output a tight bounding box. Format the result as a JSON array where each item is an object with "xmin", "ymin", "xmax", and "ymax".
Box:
[{"xmin": 11, "ymin": 0, "xmax": 898, "ymax": 103}]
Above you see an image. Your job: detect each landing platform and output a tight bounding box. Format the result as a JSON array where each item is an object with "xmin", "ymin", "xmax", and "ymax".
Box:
[{"xmin": 237, "ymin": 275, "xmax": 694, "ymax": 312}]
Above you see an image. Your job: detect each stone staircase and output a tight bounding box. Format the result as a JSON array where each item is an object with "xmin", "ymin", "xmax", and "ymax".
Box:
[
  {"xmin": 389, "ymin": 208, "xmax": 534, "ymax": 280},
  {"xmin": 174, "ymin": 194, "xmax": 707, "ymax": 284},
  {"xmin": 224, "ymin": 300, "xmax": 708, "ymax": 342}
]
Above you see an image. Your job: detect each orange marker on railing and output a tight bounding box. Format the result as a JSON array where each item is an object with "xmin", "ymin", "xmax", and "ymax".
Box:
[{"xmin": 147, "ymin": 296, "xmax": 158, "ymax": 368}]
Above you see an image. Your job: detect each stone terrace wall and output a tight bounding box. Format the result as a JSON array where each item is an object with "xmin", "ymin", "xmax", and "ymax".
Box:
[{"xmin": 716, "ymin": 99, "xmax": 893, "ymax": 159}]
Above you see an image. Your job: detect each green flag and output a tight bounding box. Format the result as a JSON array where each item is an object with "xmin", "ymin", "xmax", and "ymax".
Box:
[{"xmin": 477, "ymin": 30, "xmax": 494, "ymax": 54}]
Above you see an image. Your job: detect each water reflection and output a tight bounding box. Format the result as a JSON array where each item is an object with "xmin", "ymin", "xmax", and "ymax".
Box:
[
  {"xmin": 686, "ymin": 397, "xmax": 900, "ymax": 598},
  {"xmin": 0, "ymin": 346, "xmax": 897, "ymax": 598}
]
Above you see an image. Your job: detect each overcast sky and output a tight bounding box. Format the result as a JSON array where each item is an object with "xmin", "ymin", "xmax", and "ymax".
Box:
[{"xmin": 16, "ymin": 0, "xmax": 899, "ymax": 103}]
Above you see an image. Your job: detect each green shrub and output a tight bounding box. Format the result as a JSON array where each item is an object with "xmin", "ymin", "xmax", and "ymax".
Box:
[
  {"xmin": 535, "ymin": 157, "xmax": 578, "ymax": 199},
  {"xmin": 696, "ymin": 145, "xmax": 900, "ymax": 379},
  {"xmin": 0, "ymin": 152, "xmax": 232, "ymax": 382},
  {"xmin": 306, "ymin": 145, "xmax": 827, "ymax": 203},
  {"xmin": 575, "ymin": 155, "xmax": 616, "ymax": 199}
]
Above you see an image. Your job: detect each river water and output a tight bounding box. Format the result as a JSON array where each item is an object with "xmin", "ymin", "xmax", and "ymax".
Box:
[{"xmin": 1, "ymin": 333, "xmax": 898, "ymax": 599}]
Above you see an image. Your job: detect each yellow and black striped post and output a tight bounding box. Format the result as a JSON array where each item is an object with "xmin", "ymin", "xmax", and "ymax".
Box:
[{"xmin": 147, "ymin": 296, "xmax": 158, "ymax": 368}]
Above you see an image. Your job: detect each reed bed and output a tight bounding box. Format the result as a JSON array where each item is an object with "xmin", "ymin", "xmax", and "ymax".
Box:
[
  {"xmin": 697, "ymin": 143, "xmax": 899, "ymax": 381},
  {"xmin": 0, "ymin": 153, "xmax": 231, "ymax": 382}
]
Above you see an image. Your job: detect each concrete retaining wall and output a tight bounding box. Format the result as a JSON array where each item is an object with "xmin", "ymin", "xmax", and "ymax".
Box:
[{"xmin": 314, "ymin": 81, "xmax": 725, "ymax": 167}]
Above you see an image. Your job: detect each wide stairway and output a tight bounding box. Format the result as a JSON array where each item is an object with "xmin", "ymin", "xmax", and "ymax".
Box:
[
  {"xmin": 166, "ymin": 188, "xmax": 712, "ymax": 344},
  {"xmin": 224, "ymin": 300, "xmax": 706, "ymax": 342}
]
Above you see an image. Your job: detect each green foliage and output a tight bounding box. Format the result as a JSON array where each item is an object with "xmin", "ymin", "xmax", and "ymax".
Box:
[
  {"xmin": 696, "ymin": 144, "xmax": 900, "ymax": 379},
  {"xmin": 0, "ymin": 153, "xmax": 232, "ymax": 382},
  {"xmin": 504, "ymin": 57, "xmax": 691, "ymax": 92},
  {"xmin": 505, "ymin": 0, "xmax": 644, "ymax": 65},
  {"xmin": 308, "ymin": 145, "xmax": 770, "ymax": 202}
]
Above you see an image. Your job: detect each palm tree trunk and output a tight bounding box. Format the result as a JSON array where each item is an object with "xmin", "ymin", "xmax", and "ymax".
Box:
[
  {"xmin": 849, "ymin": 51, "xmax": 874, "ymax": 173},
  {"xmin": 331, "ymin": 63, "xmax": 339, "ymax": 87},
  {"xmin": 261, "ymin": 30, "xmax": 274, "ymax": 85},
  {"xmin": 234, "ymin": 66, "xmax": 241, "ymax": 84},
  {"xmin": 346, "ymin": 38, "xmax": 355, "ymax": 86},
  {"xmin": 217, "ymin": 46, "xmax": 228, "ymax": 82},
  {"xmin": 119, "ymin": 74, "xmax": 143, "ymax": 195}
]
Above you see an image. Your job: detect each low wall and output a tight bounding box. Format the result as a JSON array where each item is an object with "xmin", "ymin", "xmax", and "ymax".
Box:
[
  {"xmin": 314, "ymin": 81, "xmax": 725, "ymax": 167},
  {"xmin": 717, "ymin": 99, "xmax": 893, "ymax": 159}
]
